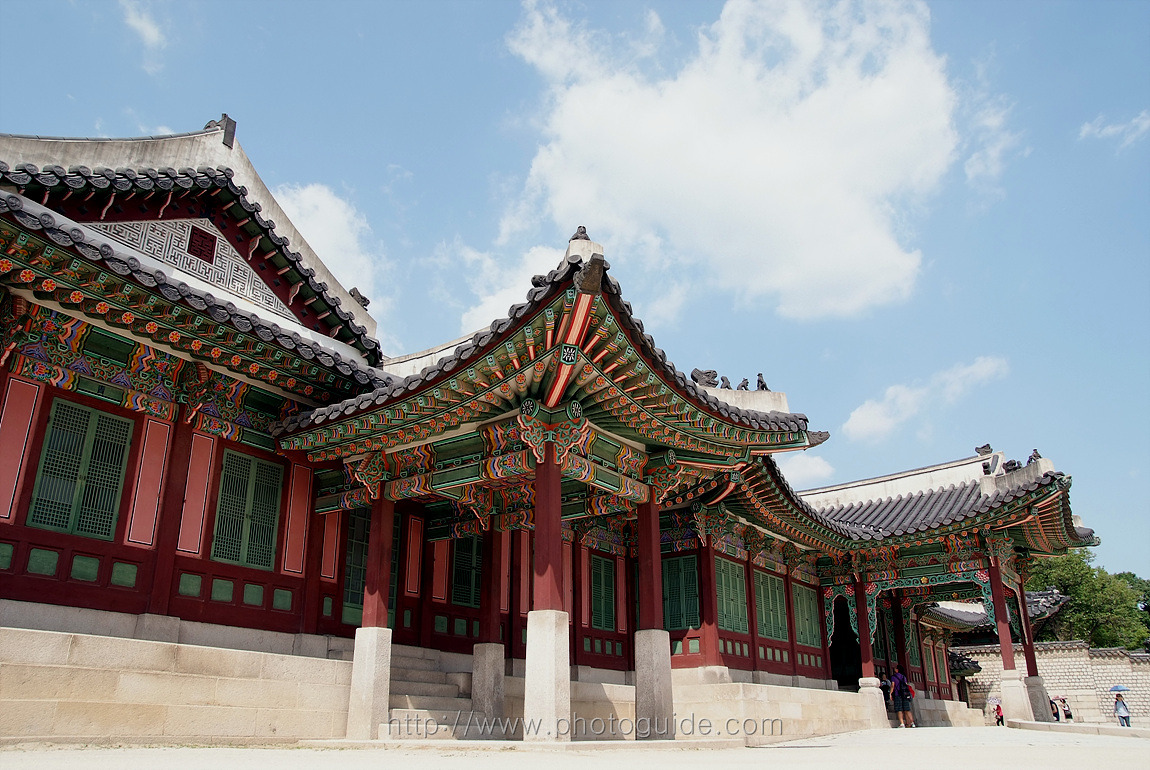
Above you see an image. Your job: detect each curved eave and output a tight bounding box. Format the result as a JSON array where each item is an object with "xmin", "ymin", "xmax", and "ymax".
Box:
[
  {"xmin": 276, "ymin": 246, "xmax": 823, "ymax": 461},
  {"xmin": 0, "ymin": 158, "xmax": 382, "ymax": 362},
  {"xmin": 823, "ymin": 472, "xmax": 1089, "ymax": 552},
  {"xmin": 1006, "ymin": 482, "xmax": 1096, "ymax": 555},
  {"xmin": 0, "ymin": 196, "xmax": 387, "ymax": 399},
  {"xmin": 662, "ymin": 456, "xmax": 853, "ymax": 553}
]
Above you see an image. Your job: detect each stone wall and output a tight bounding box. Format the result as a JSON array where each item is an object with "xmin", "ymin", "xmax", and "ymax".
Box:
[
  {"xmin": 0, "ymin": 627, "xmax": 351, "ymax": 742},
  {"xmin": 672, "ymin": 682, "xmax": 880, "ymax": 744},
  {"xmin": 0, "ymin": 598, "xmax": 340, "ymax": 659},
  {"xmin": 953, "ymin": 641, "xmax": 1150, "ymax": 725},
  {"xmin": 913, "ymin": 697, "xmax": 984, "ymax": 727}
]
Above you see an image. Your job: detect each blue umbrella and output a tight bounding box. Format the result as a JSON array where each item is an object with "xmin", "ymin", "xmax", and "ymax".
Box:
[{"xmin": 1110, "ymin": 685, "xmax": 1130, "ymax": 692}]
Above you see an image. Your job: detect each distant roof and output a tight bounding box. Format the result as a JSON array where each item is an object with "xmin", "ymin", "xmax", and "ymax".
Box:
[
  {"xmin": 928, "ymin": 588, "xmax": 1070, "ymax": 631},
  {"xmin": 797, "ymin": 452, "xmax": 1094, "ymax": 545},
  {"xmin": 0, "ymin": 115, "xmax": 380, "ymax": 352},
  {"xmin": 948, "ymin": 649, "xmax": 982, "ymax": 677}
]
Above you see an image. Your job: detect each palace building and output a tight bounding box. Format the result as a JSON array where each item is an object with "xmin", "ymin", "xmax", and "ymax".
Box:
[{"xmin": 0, "ymin": 118, "xmax": 1097, "ymax": 743}]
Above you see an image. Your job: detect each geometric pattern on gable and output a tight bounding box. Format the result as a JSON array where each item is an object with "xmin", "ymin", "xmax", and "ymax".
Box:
[{"xmin": 87, "ymin": 218, "xmax": 293, "ymax": 320}]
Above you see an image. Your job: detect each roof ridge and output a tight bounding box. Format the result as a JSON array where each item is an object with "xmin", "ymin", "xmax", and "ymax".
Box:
[{"xmin": 275, "ymin": 238, "xmax": 820, "ymax": 439}]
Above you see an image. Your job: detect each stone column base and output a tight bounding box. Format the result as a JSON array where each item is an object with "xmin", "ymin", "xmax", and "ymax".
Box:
[
  {"xmin": 858, "ymin": 677, "xmax": 891, "ymax": 728},
  {"xmin": 523, "ymin": 609, "xmax": 571, "ymax": 742},
  {"xmin": 346, "ymin": 626, "xmax": 392, "ymax": 739},
  {"xmin": 1025, "ymin": 675, "xmax": 1054, "ymax": 722},
  {"xmin": 999, "ymin": 668, "xmax": 1035, "ymax": 722},
  {"xmin": 472, "ymin": 642, "xmax": 506, "ymax": 719},
  {"xmin": 634, "ymin": 629, "xmax": 675, "ymax": 739}
]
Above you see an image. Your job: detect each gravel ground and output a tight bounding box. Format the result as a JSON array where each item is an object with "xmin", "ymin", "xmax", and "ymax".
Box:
[{"xmin": 2, "ymin": 727, "xmax": 1147, "ymax": 770}]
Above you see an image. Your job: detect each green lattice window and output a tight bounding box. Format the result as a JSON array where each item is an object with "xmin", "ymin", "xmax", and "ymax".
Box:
[
  {"xmin": 452, "ymin": 535, "xmax": 483, "ymax": 608},
  {"xmin": 924, "ymin": 640, "xmax": 936, "ymax": 680},
  {"xmin": 28, "ymin": 399, "xmax": 134, "ymax": 541},
  {"xmin": 792, "ymin": 583, "xmax": 821, "ymax": 648},
  {"xmin": 907, "ymin": 621, "xmax": 921, "ymax": 666},
  {"xmin": 874, "ymin": 609, "xmax": 887, "ymax": 659},
  {"xmin": 715, "ymin": 556, "xmax": 748, "ymax": 633},
  {"xmin": 342, "ymin": 509, "xmax": 400, "ymax": 627},
  {"xmin": 937, "ymin": 646, "xmax": 948, "ymax": 681},
  {"xmin": 662, "ymin": 555, "xmax": 699, "ymax": 631},
  {"xmin": 591, "ymin": 554, "xmax": 616, "ymax": 631},
  {"xmin": 210, "ymin": 450, "xmax": 283, "ymax": 570},
  {"xmin": 754, "ymin": 571, "xmax": 788, "ymax": 642}
]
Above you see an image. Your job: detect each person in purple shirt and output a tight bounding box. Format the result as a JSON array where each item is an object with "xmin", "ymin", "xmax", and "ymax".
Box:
[{"xmin": 890, "ymin": 665, "xmax": 916, "ymax": 728}]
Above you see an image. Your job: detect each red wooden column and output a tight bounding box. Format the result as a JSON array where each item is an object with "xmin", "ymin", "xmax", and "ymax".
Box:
[
  {"xmin": 818, "ymin": 588, "xmax": 833, "ymax": 681},
  {"xmin": 853, "ymin": 575, "xmax": 876, "ymax": 679},
  {"xmin": 474, "ymin": 523, "xmax": 507, "ymax": 721},
  {"xmin": 1015, "ymin": 582, "xmax": 1040, "ymax": 677},
  {"xmin": 533, "ymin": 442, "xmax": 563, "ymax": 611},
  {"xmin": 783, "ymin": 566, "xmax": 799, "ymax": 675},
  {"xmin": 697, "ymin": 542, "xmax": 723, "ymax": 666},
  {"xmin": 300, "ymin": 501, "xmax": 329, "ymax": 635},
  {"xmin": 148, "ymin": 407, "xmax": 196, "ymax": 615},
  {"xmin": 347, "ymin": 492, "xmax": 396, "ymax": 739},
  {"xmin": 0, "ymin": 374, "xmax": 44, "ymax": 524},
  {"xmin": 479, "ymin": 525, "xmax": 504, "ymax": 643},
  {"xmin": 987, "ymin": 557, "xmax": 1016, "ymax": 671},
  {"xmin": 940, "ymin": 636, "xmax": 955, "ymax": 699},
  {"xmin": 636, "ymin": 499, "xmax": 663, "ymax": 630},
  {"xmin": 744, "ymin": 553, "xmax": 760, "ymax": 669},
  {"xmin": 361, "ymin": 494, "xmax": 395, "ymax": 628},
  {"xmin": 523, "ymin": 439, "xmax": 571, "ymax": 741},
  {"xmin": 891, "ymin": 590, "xmax": 910, "ymax": 673},
  {"xmin": 635, "ymin": 497, "xmax": 674, "ymax": 739}
]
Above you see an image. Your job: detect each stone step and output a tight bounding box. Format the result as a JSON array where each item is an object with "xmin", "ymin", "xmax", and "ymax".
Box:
[
  {"xmin": 384, "ymin": 709, "xmax": 506, "ymax": 740},
  {"xmin": 390, "ymin": 679, "xmax": 460, "ymax": 698},
  {"xmin": 327, "ymin": 650, "xmax": 355, "ymax": 661},
  {"xmin": 389, "ymin": 694, "xmax": 473, "ymax": 711},
  {"xmin": 392, "ymin": 644, "xmax": 440, "ymax": 660},
  {"xmin": 390, "ymin": 667, "xmax": 449, "ymax": 684},
  {"xmin": 390, "ymin": 654, "xmax": 440, "ymax": 672}
]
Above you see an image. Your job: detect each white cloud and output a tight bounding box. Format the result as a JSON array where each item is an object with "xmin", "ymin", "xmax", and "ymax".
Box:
[
  {"xmin": 455, "ymin": 241, "xmax": 564, "ymax": 334},
  {"xmin": 960, "ymin": 55, "xmax": 1025, "ymax": 194},
  {"xmin": 119, "ymin": 0, "xmax": 166, "ymax": 75},
  {"xmin": 776, "ymin": 452, "xmax": 835, "ymax": 489},
  {"xmin": 964, "ymin": 94, "xmax": 1024, "ymax": 189},
  {"xmin": 842, "ymin": 356, "xmax": 1008, "ymax": 442},
  {"xmin": 493, "ymin": 0, "xmax": 959, "ymax": 322},
  {"xmin": 272, "ymin": 183, "xmax": 395, "ymax": 347},
  {"xmin": 1079, "ymin": 109, "xmax": 1150, "ymax": 149}
]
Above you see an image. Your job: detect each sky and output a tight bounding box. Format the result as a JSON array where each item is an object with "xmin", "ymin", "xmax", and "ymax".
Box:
[{"xmin": 1, "ymin": 0, "xmax": 1147, "ymax": 575}]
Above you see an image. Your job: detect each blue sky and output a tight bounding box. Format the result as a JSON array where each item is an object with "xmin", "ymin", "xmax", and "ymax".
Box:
[{"xmin": 2, "ymin": 1, "xmax": 1147, "ymax": 575}]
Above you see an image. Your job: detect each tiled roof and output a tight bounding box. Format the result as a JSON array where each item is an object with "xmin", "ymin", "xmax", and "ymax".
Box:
[
  {"xmin": 275, "ymin": 248, "xmax": 811, "ymax": 437},
  {"xmin": 929, "ymin": 588, "xmax": 1070, "ymax": 631},
  {"xmin": 0, "ymin": 159, "xmax": 383, "ymax": 363},
  {"xmin": 802, "ymin": 466, "xmax": 1085, "ymax": 541},
  {"xmin": 0, "ymin": 192, "xmax": 389, "ymax": 390},
  {"xmin": 948, "ymin": 649, "xmax": 982, "ymax": 676}
]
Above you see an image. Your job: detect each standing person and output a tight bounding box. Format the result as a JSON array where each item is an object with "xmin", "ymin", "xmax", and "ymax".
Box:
[
  {"xmin": 1114, "ymin": 694, "xmax": 1131, "ymax": 727},
  {"xmin": 890, "ymin": 665, "xmax": 916, "ymax": 728},
  {"xmin": 880, "ymin": 673, "xmax": 892, "ymax": 711},
  {"xmin": 995, "ymin": 702, "xmax": 1004, "ymax": 726},
  {"xmin": 1050, "ymin": 699, "xmax": 1060, "ymax": 721}
]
